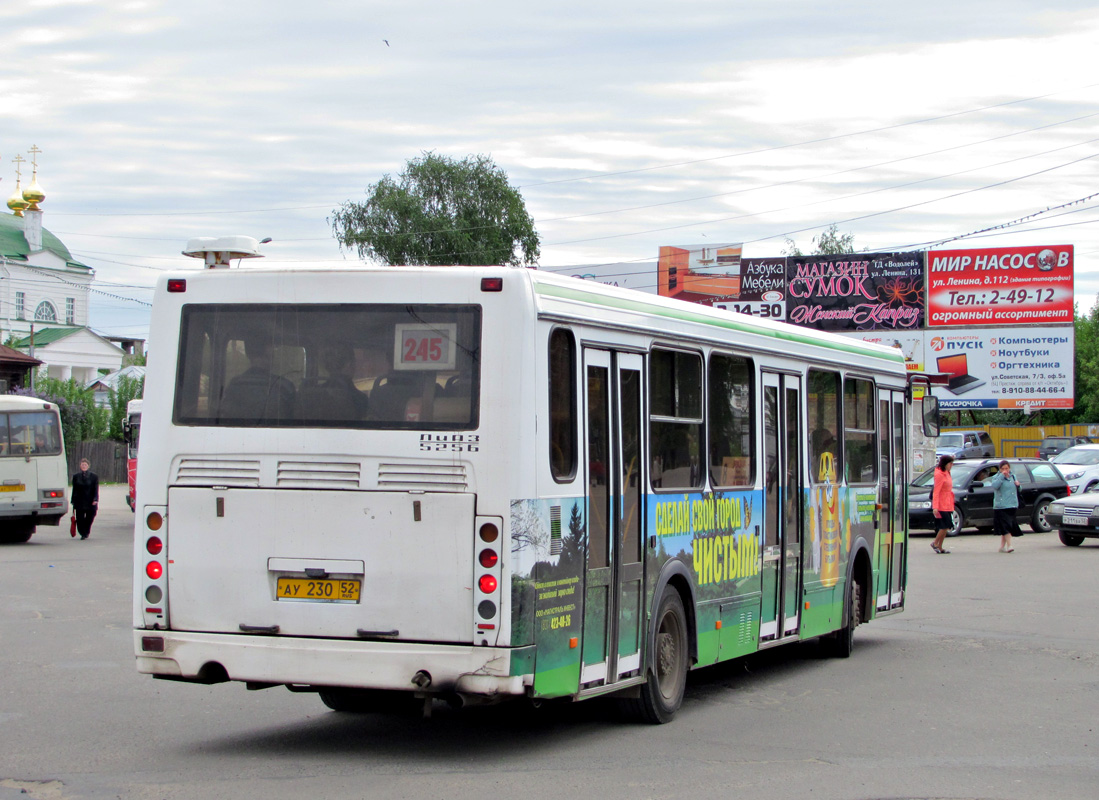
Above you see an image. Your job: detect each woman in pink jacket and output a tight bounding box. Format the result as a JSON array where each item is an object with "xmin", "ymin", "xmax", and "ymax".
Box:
[{"xmin": 931, "ymin": 454, "xmax": 954, "ymax": 554}]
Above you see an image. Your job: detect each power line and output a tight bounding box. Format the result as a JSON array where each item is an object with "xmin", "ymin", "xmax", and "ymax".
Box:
[
  {"xmin": 22, "ymin": 265, "xmax": 152, "ymax": 308},
  {"xmin": 42, "ymin": 84, "xmax": 1099, "ymax": 221},
  {"xmin": 532, "ymin": 113, "xmax": 1099, "ymax": 224},
  {"xmin": 541, "ymin": 150, "xmax": 1099, "ymax": 249},
  {"xmin": 902, "ymin": 192, "xmax": 1099, "ymax": 249},
  {"xmin": 517, "ymin": 83, "xmax": 1099, "ymax": 189},
  {"xmin": 220, "ymin": 143, "xmax": 1099, "ymax": 268}
]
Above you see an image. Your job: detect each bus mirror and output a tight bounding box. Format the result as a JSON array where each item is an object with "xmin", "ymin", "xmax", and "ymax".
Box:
[{"xmin": 922, "ymin": 395, "xmax": 940, "ymax": 438}]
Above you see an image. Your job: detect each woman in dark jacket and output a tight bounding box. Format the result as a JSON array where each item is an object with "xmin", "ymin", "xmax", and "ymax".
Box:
[{"xmin": 71, "ymin": 458, "xmax": 99, "ymax": 540}]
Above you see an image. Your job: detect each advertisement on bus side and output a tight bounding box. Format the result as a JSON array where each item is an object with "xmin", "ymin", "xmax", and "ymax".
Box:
[{"xmin": 510, "ymin": 497, "xmax": 585, "ymax": 697}]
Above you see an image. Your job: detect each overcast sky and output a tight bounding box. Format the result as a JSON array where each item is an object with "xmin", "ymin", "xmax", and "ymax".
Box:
[{"xmin": 2, "ymin": 0, "xmax": 1097, "ymax": 340}]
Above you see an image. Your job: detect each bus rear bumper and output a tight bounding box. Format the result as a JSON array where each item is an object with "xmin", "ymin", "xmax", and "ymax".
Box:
[
  {"xmin": 0, "ymin": 503, "xmax": 67, "ymax": 522},
  {"xmin": 134, "ymin": 630, "xmax": 528, "ymax": 698}
]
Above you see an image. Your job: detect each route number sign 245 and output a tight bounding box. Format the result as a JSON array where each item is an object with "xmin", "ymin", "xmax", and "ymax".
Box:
[{"xmin": 394, "ymin": 323, "xmax": 458, "ymax": 371}]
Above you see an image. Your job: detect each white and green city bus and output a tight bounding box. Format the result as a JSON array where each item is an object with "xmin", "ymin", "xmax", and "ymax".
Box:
[
  {"xmin": 134, "ymin": 260, "xmax": 937, "ymax": 722},
  {"xmin": 0, "ymin": 394, "xmax": 68, "ymax": 544}
]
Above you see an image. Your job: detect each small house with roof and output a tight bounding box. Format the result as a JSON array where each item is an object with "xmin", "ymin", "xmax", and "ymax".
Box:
[
  {"xmin": 85, "ymin": 364, "xmax": 146, "ymax": 407},
  {"xmin": 0, "ymin": 343, "xmax": 41, "ymax": 391},
  {"xmin": 1, "ymin": 150, "xmax": 124, "ymax": 382}
]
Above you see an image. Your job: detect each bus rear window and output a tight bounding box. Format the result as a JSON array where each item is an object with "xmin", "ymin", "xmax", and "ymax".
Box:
[{"xmin": 174, "ymin": 304, "xmax": 481, "ymax": 430}]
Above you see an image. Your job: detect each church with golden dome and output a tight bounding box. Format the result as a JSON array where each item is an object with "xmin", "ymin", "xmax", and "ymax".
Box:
[{"xmin": 1, "ymin": 148, "xmax": 125, "ymax": 387}]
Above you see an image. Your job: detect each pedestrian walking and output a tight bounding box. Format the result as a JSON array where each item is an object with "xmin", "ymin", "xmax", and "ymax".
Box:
[
  {"xmin": 931, "ymin": 454, "xmax": 954, "ymax": 554},
  {"xmin": 71, "ymin": 458, "xmax": 99, "ymax": 540},
  {"xmin": 989, "ymin": 459, "xmax": 1019, "ymax": 553}
]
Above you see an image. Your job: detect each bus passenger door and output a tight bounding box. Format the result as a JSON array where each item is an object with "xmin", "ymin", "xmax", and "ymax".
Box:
[
  {"xmin": 581, "ymin": 349, "xmax": 645, "ymax": 687},
  {"xmin": 876, "ymin": 390, "xmax": 907, "ymax": 611},
  {"xmin": 760, "ymin": 372, "xmax": 803, "ymax": 641}
]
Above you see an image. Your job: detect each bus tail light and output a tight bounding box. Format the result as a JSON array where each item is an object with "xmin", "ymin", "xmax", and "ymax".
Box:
[
  {"xmin": 473, "ymin": 515, "xmax": 503, "ymax": 646},
  {"xmin": 140, "ymin": 506, "xmax": 168, "ymax": 631}
]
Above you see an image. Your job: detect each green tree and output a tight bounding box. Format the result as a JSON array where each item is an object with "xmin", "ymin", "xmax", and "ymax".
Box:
[
  {"xmin": 783, "ymin": 224, "xmax": 857, "ymax": 257},
  {"xmin": 1071, "ymin": 300, "xmax": 1099, "ymax": 422},
  {"xmin": 107, "ymin": 374, "xmax": 144, "ymax": 441},
  {"xmin": 14, "ymin": 377, "xmax": 107, "ymax": 448},
  {"xmin": 331, "ymin": 152, "xmax": 540, "ymax": 266}
]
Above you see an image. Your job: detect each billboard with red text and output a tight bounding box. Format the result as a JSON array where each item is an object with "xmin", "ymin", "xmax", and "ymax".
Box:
[
  {"xmin": 785, "ymin": 252, "xmax": 924, "ymax": 331},
  {"xmin": 926, "ymin": 245, "xmax": 1074, "ymax": 327}
]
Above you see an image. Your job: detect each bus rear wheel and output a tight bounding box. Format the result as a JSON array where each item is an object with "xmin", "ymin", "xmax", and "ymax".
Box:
[
  {"xmin": 825, "ymin": 579, "xmax": 861, "ymax": 659},
  {"xmin": 0, "ymin": 522, "xmax": 35, "ymax": 544},
  {"xmin": 625, "ymin": 588, "xmax": 688, "ymax": 724}
]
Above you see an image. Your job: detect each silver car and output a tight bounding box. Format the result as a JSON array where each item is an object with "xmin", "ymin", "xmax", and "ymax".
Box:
[
  {"xmin": 936, "ymin": 430, "xmax": 995, "ymax": 460},
  {"xmin": 1049, "ymin": 444, "xmax": 1099, "ymax": 495},
  {"xmin": 1047, "ymin": 491, "xmax": 1099, "ymax": 546}
]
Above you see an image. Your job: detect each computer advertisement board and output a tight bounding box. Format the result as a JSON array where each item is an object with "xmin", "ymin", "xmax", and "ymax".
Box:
[{"xmin": 925, "ymin": 327, "xmax": 1074, "ymax": 410}]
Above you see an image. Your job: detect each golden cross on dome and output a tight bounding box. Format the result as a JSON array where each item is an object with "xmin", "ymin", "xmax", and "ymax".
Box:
[
  {"xmin": 11, "ymin": 154, "xmax": 24, "ymax": 182},
  {"xmin": 28, "ymin": 145, "xmax": 41, "ymax": 174}
]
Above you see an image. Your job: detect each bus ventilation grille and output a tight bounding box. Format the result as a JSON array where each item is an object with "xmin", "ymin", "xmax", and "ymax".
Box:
[
  {"xmin": 377, "ymin": 463, "xmax": 468, "ymax": 492},
  {"xmin": 277, "ymin": 460, "xmax": 361, "ymax": 489},
  {"xmin": 738, "ymin": 610, "xmax": 753, "ymax": 646},
  {"xmin": 174, "ymin": 458, "xmax": 261, "ymax": 487}
]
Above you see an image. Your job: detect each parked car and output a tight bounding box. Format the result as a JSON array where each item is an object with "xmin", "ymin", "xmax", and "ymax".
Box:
[
  {"xmin": 909, "ymin": 457, "xmax": 1069, "ymax": 537},
  {"xmin": 1038, "ymin": 435, "xmax": 1095, "ymax": 460},
  {"xmin": 1047, "ymin": 492, "xmax": 1099, "ymax": 546},
  {"xmin": 936, "ymin": 430, "xmax": 995, "ymax": 460},
  {"xmin": 1049, "ymin": 444, "xmax": 1099, "ymax": 494}
]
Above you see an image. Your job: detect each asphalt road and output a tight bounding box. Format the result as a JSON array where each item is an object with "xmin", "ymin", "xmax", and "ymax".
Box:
[{"xmin": 2, "ymin": 486, "xmax": 1097, "ymax": 800}]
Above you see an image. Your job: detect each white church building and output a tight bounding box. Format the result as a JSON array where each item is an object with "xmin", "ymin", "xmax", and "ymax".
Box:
[{"xmin": 1, "ymin": 159, "xmax": 124, "ymax": 383}]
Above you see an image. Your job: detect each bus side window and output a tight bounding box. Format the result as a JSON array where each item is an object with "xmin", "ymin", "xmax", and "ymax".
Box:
[
  {"xmin": 548, "ymin": 328, "xmax": 576, "ymax": 481},
  {"xmin": 843, "ymin": 377, "xmax": 876, "ymax": 484},
  {"xmin": 808, "ymin": 369, "xmax": 842, "ymax": 484},
  {"xmin": 708, "ymin": 353, "xmax": 754, "ymax": 487},
  {"xmin": 650, "ymin": 348, "xmax": 703, "ymax": 490}
]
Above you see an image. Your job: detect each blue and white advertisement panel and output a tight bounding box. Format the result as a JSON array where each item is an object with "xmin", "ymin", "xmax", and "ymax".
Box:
[{"xmin": 925, "ymin": 327, "xmax": 1074, "ymax": 410}]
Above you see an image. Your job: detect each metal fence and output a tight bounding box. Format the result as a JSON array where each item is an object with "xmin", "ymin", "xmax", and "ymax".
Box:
[
  {"xmin": 66, "ymin": 440, "xmax": 127, "ymax": 484},
  {"xmin": 942, "ymin": 424, "xmax": 1099, "ymax": 459}
]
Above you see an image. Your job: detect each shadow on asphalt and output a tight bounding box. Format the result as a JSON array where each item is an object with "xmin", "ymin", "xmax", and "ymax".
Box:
[{"xmin": 184, "ymin": 634, "xmax": 889, "ymax": 759}]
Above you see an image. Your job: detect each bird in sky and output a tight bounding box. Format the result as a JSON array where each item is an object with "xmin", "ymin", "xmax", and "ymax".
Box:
[{"xmin": 383, "ymin": 39, "xmax": 389, "ymax": 46}]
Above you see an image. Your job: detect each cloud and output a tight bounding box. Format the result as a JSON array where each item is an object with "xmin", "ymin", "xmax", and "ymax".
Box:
[{"xmin": 0, "ymin": 0, "xmax": 1093, "ymax": 337}]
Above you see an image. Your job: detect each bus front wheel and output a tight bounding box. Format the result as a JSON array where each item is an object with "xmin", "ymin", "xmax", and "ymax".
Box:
[{"xmin": 627, "ymin": 588, "xmax": 688, "ymax": 724}]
